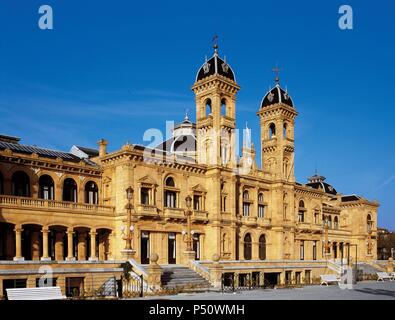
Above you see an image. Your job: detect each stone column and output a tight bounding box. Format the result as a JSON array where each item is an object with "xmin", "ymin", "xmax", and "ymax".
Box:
[
  {"xmin": 41, "ymin": 227, "xmax": 50, "ymax": 261},
  {"xmin": 55, "ymin": 231, "xmax": 64, "ymax": 261},
  {"xmin": 57, "ymin": 276, "xmax": 66, "ymax": 296},
  {"xmin": 66, "ymin": 228, "xmax": 75, "ymax": 261},
  {"xmin": 13, "ymin": 224, "xmax": 24, "ymax": 261},
  {"xmin": 77, "ymin": 231, "xmax": 87, "ymax": 261},
  {"xmin": 89, "ymin": 229, "xmax": 98, "ymax": 261},
  {"xmin": 147, "ymin": 253, "xmax": 162, "ymax": 291},
  {"xmin": 208, "ymin": 254, "xmax": 223, "ymax": 290},
  {"xmin": 31, "ymin": 231, "xmax": 40, "ymax": 261}
]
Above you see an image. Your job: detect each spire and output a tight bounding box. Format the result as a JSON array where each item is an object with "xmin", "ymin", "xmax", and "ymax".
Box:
[
  {"xmin": 212, "ymin": 35, "xmax": 219, "ymax": 55},
  {"xmin": 184, "ymin": 109, "xmax": 190, "ymax": 122},
  {"xmin": 272, "ymin": 64, "xmax": 282, "ymax": 85}
]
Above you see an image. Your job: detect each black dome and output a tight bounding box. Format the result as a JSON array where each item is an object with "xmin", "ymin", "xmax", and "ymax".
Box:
[
  {"xmin": 196, "ymin": 50, "xmax": 235, "ymax": 82},
  {"xmin": 260, "ymin": 84, "xmax": 294, "ymax": 109}
]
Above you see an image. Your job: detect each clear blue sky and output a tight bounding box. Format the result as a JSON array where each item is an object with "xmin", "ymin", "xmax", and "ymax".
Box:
[{"xmin": 0, "ymin": 1, "xmax": 394, "ymax": 229}]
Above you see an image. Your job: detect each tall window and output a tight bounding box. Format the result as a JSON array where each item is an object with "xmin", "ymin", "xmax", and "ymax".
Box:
[
  {"xmin": 193, "ymin": 194, "xmax": 202, "ymax": 211},
  {"xmin": 205, "ymin": 99, "xmax": 212, "ymax": 116},
  {"xmin": 244, "ymin": 234, "xmax": 252, "ymax": 260},
  {"xmin": 298, "ymin": 200, "xmax": 305, "ymax": 222},
  {"xmin": 141, "ymin": 187, "xmax": 150, "ymax": 205},
  {"xmin": 39, "ymin": 175, "xmax": 54, "ymax": 200},
  {"xmin": 333, "ymin": 216, "xmax": 339, "ymax": 229},
  {"xmin": 63, "ymin": 178, "xmax": 77, "ymax": 202},
  {"xmin": 85, "ymin": 181, "xmax": 98, "ymax": 204},
  {"xmin": 313, "ymin": 241, "xmax": 317, "ymax": 260},
  {"xmin": 328, "ymin": 216, "xmax": 332, "ymax": 229},
  {"xmin": 300, "ymin": 240, "xmax": 305, "ymax": 260},
  {"xmin": 283, "ymin": 123, "xmax": 287, "ymax": 139},
  {"xmin": 12, "ymin": 171, "xmax": 30, "ymax": 197},
  {"xmin": 221, "ymin": 183, "xmax": 227, "ymax": 212},
  {"xmin": 258, "ymin": 193, "xmax": 265, "ymax": 218},
  {"xmin": 259, "ymin": 235, "xmax": 266, "ymax": 260},
  {"xmin": 221, "ymin": 98, "xmax": 226, "ymax": 116},
  {"xmin": 164, "ymin": 177, "xmax": 177, "ymax": 208},
  {"xmin": 367, "ymin": 214, "xmax": 373, "ymax": 231},
  {"xmin": 269, "ymin": 123, "xmax": 276, "ymax": 139},
  {"xmin": 242, "ymin": 190, "xmax": 250, "ymax": 216},
  {"xmin": 314, "ymin": 211, "xmax": 319, "ymax": 224}
]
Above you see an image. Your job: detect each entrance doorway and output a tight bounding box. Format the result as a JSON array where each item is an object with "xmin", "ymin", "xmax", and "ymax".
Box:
[
  {"xmin": 141, "ymin": 231, "xmax": 150, "ymax": 264},
  {"xmin": 193, "ymin": 234, "xmax": 200, "ymax": 260},
  {"xmin": 168, "ymin": 233, "xmax": 176, "ymax": 264}
]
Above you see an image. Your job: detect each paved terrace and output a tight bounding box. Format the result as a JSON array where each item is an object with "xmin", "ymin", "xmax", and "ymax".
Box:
[{"xmin": 142, "ymin": 281, "xmax": 395, "ymax": 300}]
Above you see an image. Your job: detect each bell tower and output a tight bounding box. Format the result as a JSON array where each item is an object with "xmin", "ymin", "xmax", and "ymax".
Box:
[
  {"xmin": 257, "ymin": 69, "xmax": 298, "ymax": 181},
  {"xmin": 191, "ymin": 42, "xmax": 240, "ymax": 167}
]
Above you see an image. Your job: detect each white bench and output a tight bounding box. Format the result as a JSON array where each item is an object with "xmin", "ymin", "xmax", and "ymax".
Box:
[
  {"xmin": 320, "ymin": 274, "xmax": 341, "ymax": 286},
  {"xmin": 376, "ymin": 272, "xmax": 394, "ymax": 282},
  {"xmin": 6, "ymin": 286, "xmax": 67, "ymax": 300}
]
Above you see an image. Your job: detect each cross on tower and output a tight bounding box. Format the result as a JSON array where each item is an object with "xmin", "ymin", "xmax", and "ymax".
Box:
[
  {"xmin": 212, "ymin": 35, "xmax": 219, "ymax": 51},
  {"xmin": 272, "ymin": 65, "xmax": 282, "ymax": 84}
]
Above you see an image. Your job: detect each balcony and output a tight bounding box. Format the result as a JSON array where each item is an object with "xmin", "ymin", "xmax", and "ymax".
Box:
[
  {"xmin": 163, "ymin": 207, "xmax": 186, "ymax": 221},
  {"xmin": 136, "ymin": 204, "xmax": 160, "ymax": 219},
  {"xmin": 0, "ymin": 195, "xmax": 115, "ymax": 217},
  {"xmin": 257, "ymin": 217, "xmax": 271, "ymax": 227},
  {"xmin": 192, "ymin": 210, "xmax": 209, "ymax": 223},
  {"xmin": 296, "ymin": 222, "xmax": 312, "ymax": 232},
  {"xmin": 241, "ymin": 216, "xmax": 257, "ymax": 227}
]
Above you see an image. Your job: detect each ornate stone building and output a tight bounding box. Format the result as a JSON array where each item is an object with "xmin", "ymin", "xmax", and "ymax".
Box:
[{"xmin": 0, "ymin": 44, "xmax": 379, "ymax": 296}]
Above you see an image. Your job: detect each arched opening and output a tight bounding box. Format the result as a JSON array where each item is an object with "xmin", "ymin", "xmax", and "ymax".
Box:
[
  {"xmin": 269, "ymin": 123, "xmax": 276, "ymax": 139},
  {"xmin": 258, "ymin": 193, "xmax": 265, "ymax": 218},
  {"xmin": 367, "ymin": 214, "xmax": 373, "ymax": 231},
  {"xmin": 298, "ymin": 200, "xmax": 305, "ymax": 223},
  {"xmin": 22, "ymin": 224, "xmax": 43, "ymax": 261},
  {"xmin": 164, "ymin": 177, "xmax": 177, "ymax": 208},
  {"xmin": 0, "ymin": 171, "xmax": 3, "ymax": 195},
  {"xmin": 334, "ymin": 216, "xmax": 339, "ymax": 229},
  {"xmin": 283, "ymin": 123, "xmax": 287, "ymax": 139},
  {"xmin": 243, "ymin": 233, "xmax": 252, "ymax": 260},
  {"xmin": 63, "ymin": 178, "xmax": 77, "ymax": 202},
  {"xmin": 97, "ymin": 228, "xmax": 112, "ymax": 261},
  {"xmin": 328, "ymin": 216, "xmax": 332, "ymax": 229},
  {"xmin": 259, "ymin": 234, "xmax": 266, "ymax": 260},
  {"xmin": 85, "ymin": 181, "xmax": 98, "ymax": 204},
  {"xmin": 205, "ymin": 99, "xmax": 212, "ymax": 117},
  {"xmin": 0, "ymin": 222, "xmax": 15, "ymax": 260},
  {"xmin": 221, "ymin": 98, "xmax": 227, "ymax": 116},
  {"xmin": 48, "ymin": 225, "xmax": 68, "ymax": 261},
  {"xmin": 12, "ymin": 171, "xmax": 30, "ymax": 197},
  {"xmin": 242, "ymin": 190, "xmax": 250, "ymax": 216},
  {"xmin": 39, "ymin": 175, "xmax": 54, "ymax": 200}
]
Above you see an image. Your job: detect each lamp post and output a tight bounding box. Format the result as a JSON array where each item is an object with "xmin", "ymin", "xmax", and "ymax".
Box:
[
  {"xmin": 323, "ymin": 218, "xmax": 330, "ymax": 259},
  {"xmin": 122, "ymin": 186, "xmax": 135, "ymax": 259}
]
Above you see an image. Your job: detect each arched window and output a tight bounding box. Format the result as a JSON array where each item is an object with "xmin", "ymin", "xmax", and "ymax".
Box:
[
  {"xmin": 63, "ymin": 178, "xmax": 77, "ymax": 202},
  {"xmin": 258, "ymin": 193, "xmax": 265, "ymax": 218},
  {"xmin": 164, "ymin": 177, "xmax": 177, "ymax": 208},
  {"xmin": 283, "ymin": 123, "xmax": 287, "ymax": 139},
  {"xmin": 334, "ymin": 216, "xmax": 339, "ymax": 229},
  {"xmin": 221, "ymin": 98, "xmax": 226, "ymax": 116},
  {"xmin": 205, "ymin": 99, "xmax": 212, "ymax": 116},
  {"xmin": 39, "ymin": 175, "xmax": 54, "ymax": 200},
  {"xmin": 269, "ymin": 123, "xmax": 276, "ymax": 139},
  {"xmin": 0, "ymin": 171, "xmax": 3, "ymax": 195},
  {"xmin": 85, "ymin": 181, "xmax": 98, "ymax": 204},
  {"xmin": 165, "ymin": 177, "xmax": 175, "ymax": 187},
  {"xmin": 298, "ymin": 200, "xmax": 305, "ymax": 222},
  {"xmin": 367, "ymin": 214, "xmax": 373, "ymax": 231},
  {"xmin": 244, "ymin": 233, "xmax": 252, "ymax": 260},
  {"xmin": 258, "ymin": 193, "xmax": 264, "ymax": 203},
  {"xmin": 12, "ymin": 171, "xmax": 30, "ymax": 197},
  {"xmin": 328, "ymin": 215, "xmax": 332, "ymax": 229},
  {"xmin": 242, "ymin": 190, "xmax": 250, "ymax": 216},
  {"xmin": 259, "ymin": 235, "xmax": 266, "ymax": 260}
]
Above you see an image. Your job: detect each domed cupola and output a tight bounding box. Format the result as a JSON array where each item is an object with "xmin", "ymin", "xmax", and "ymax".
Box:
[
  {"xmin": 195, "ymin": 43, "xmax": 236, "ymax": 82},
  {"xmin": 260, "ymin": 71, "xmax": 294, "ymax": 109}
]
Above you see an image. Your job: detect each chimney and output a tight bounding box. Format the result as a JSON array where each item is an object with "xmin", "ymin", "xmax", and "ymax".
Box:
[{"xmin": 97, "ymin": 139, "xmax": 108, "ymax": 157}]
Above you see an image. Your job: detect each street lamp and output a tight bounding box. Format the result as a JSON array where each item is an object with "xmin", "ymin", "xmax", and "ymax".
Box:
[
  {"xmin": 184, "ymin": 195, "xmax": 193, "ymax": 252},
  {"xmin": 124, "ymin": 186, "xmax": 134, "ymax": 251},
  {"xmin": 323, "ymin": 218, "xmax": 330, "ymax": 259}
]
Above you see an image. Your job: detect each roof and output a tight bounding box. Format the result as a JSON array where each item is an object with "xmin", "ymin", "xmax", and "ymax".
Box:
[
  {"xmin": 305, "ymin": 173, "xmax": 337, "ymax": 195},
  {"xmin": 75, "ymin": 146, "xmax": 99, "ymax": 157},
  {"xmin": 341, "ymin": 195, "xmax": 361, "ymax": 202},
  {"xmin": 0, "ymin": 140, "xmax": 97, "ymax": 165},
  {"xmin": 0, "ymin": 134, "xmax": 21, "ymax": 144},
  {"xmin": 196, "ymin": 47, "xmax": 235, "ymax": 82},
  {"xmin": 260, "ymin": 83, "xmax": 294, "ymax": 109}
]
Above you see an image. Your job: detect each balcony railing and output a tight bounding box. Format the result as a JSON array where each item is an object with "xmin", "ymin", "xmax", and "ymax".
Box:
[
  {"xmin": 136, "ymin": 204, "xmax": 159, "ymax": 219},
  {"xmin": 0, "ymin": 195, "xmax": 115, "ymax": 216},
  {"xmin": 257, "ymin": 217, "xmax": 271, "ymax": 227},
  {"xmin": 192, "ymin": 210, "xmax": 208, "ymax": 223},
  {"xmin": 163, "ymin": 207, "xmax": 186, "ymax": 221},
  {"xmin": 241, "ymin": 216, "xmax": 257, "ymax": 227}
]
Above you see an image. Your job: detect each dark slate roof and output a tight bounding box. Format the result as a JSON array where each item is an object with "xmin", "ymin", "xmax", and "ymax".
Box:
[
  {"xmin": 341, "ymin": 195, "xmax": 361, "ymax": 202},
  {"xmin": 75, "ymin": 146, "xmax": 99, "ymax": 157},
  {"xmin": 0, "ymin": 141, "xmax": 95, "ymax": 165},
  {"xmin": 155, "ymin": 135, "xmax": 196, "ymax": 154},
  {"xmin": 196, "ymin": 52, "xmax": 235, "ymax": 82},
  {"xmin": 306, "ymin": 181, "xmax": 338, "ymax": 195},
  {"xmin": 260, "ymin": 84, "xmax": 294, "ymax": 109},
  {"xmin": 0, "ymin": 134, "xmax": 21, "ymax": 144}
]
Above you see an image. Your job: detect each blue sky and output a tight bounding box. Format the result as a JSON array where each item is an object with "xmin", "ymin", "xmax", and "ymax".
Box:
[{"xmin": 0, "ymin": 1, "xmax": 394, "ymax": 229}]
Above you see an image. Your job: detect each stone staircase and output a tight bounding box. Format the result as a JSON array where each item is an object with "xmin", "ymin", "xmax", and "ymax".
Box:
[{"xmin": 160, "ymin": 265, "xmax": 211, "ymax": 291}]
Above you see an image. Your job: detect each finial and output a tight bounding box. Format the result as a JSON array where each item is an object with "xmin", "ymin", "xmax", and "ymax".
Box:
[
  {"xmin": 272, "ymin": 63, "xmax": 282, "ymax": 85},
  {"xmin": 184, "ymin": 108, "xmax": 189, "ymax": 121},
  {"xmin": 212, "ymin": 35, "xmax": 219, "ymax": 54}
]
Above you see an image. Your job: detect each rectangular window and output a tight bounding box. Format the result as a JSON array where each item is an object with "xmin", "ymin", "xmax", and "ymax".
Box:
[
  {"xmin": 243, "ymin": 203, "xmax": 250, "ymax": 216},
  {"xmin": 193, "ymin": 195, "xmax": 201, "ymax": 211},
  {"xmin": 258, "ymin": 204, "xmax": 265, "ymax": 218},
  {"xmin": 300, "ymin": 241, "xmax": 305, "ymax": 260},
  {"xmin": 221, "ymin": 195, "xmax": 227, "ymax": 212},
  {"xmin": 165, "ymin": 191, "xmax": 176, "ymax": 208},
  {"xmin": 313, "ymin": 241, "xmax": 317, "ymax": 260},
  {"xmin": 298, "ymin": 212, "xmax": 304, "ymax": 222},
  {"xmin": 141, "ymin": 188, "xmax": 150, "ymax": 205}
]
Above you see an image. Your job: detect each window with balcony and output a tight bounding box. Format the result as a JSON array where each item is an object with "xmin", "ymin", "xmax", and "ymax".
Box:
[
  {"xmin": 85, "ymin": 181, "xmax": 98, "ymax": 204},
  {"xmin": 63, "ymin": 178, "xmax": 77, "ymax": 202},
  {"xmin": 243, "ymin": 190, "xmax": 250, "ymax": 216},
  {"xmin": 12, "ymin": 171, "xmax": 30, "ymax": 197},
  {"xmin": 258, "ymin": 193, "xmax": 265, "ymax": 218},
  {"xmin": 334, "ymin": 216, "xmax": 339, "ymax": 230},
  {"xmin": 39, "ymin": 174, "xmax": 54, "ymax": 200},
  {"xmin": 164, "ymin": 177, "xmax": 177, "ymax": 208},
  {"xmin": 298, "ymin": 200, "xmax": 305, "ymax": 223},
  {"xmin": 141, "ymin": 187, "xmax": 150, "ymax": 205},
  {"xmin": 314, "ymin": 211, "xmax": 319, "ymax": 224},
  {"xmin": 193, "ymin": 194, "xmax": 202, "ymax": 211},
  {"xmin": 300, "ymin": 240, "xmax": 305, "ymax": 260}
]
